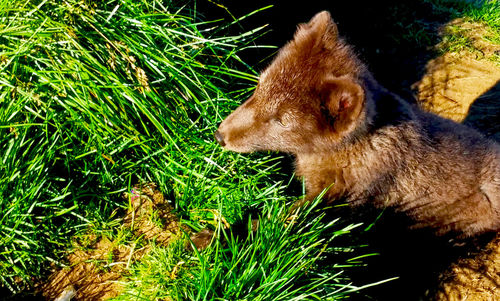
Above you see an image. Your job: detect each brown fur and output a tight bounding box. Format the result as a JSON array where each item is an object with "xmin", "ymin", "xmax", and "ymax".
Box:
[{"xmin": 215, "ymin": 11, "xmax": 500, "ymax": 238}]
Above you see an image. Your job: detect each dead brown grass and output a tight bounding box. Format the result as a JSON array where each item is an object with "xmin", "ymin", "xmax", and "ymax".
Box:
[{"xmin": 413, "ymin": 52, "xmax": 500, "ymax": 122}]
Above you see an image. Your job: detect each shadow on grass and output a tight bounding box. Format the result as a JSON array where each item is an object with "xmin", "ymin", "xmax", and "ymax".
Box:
[{"xmin": 326, "ymin": 206, "xmax": 498, "ymax": 300}]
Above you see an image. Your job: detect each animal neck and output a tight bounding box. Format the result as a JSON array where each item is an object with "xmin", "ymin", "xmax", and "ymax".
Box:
[
  {"xmin": 294, "ymin": 137, "xmax": 371, "ymax": 202},
  {"xmin": 294, "ymin": 91, "xmax": 417, "ymax": 204}
]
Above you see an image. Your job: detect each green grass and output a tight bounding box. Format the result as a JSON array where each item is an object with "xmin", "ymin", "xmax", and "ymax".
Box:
[
  {"xmin": 425, "ymin": 0, "xmax": 500, "ymax": 26},
  {"xmin": 460, "ymin": 0, "xmax": 500, "ymax": 27},
  {"xmin": 115, "ymin": 197, "xmax": 386, "ymax": 301},
  {"xmin": 425, "ymin": 0, "xmax": 500, "ymax": 62},
  {"xmin": 0, "ymin": 0, "xmax": 371, "ymax": 298}
]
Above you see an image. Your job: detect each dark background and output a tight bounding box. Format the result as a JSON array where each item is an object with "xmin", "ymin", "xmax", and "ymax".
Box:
[{"xmin": 197, "ymin": 0, "xmax": 453, "ymax": 102}]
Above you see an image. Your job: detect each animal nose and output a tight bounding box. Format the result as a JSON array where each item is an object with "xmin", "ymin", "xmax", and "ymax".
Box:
[{"xmin": 214, "ymin": 130, "xmax": 225, "ymax": 146}]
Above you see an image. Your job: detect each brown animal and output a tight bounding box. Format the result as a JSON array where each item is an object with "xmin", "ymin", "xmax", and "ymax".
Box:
[{"xmin": 215, "ymin": 11, "xmax": 500, "ymax": 239}]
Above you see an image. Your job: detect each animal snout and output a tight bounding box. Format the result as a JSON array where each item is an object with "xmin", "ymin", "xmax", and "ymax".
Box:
[{"xmin": 214, "ymin": 130, "xmax": 225, "ymax": 146}]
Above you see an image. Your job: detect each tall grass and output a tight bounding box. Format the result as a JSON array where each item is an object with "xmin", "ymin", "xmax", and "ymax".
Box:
[
  {"xmin": 0, "ymin": 0, "xmax": 272, "ymax": 292},
  {"xmin": 116, "ymin": 197, "xmax": 384, "ymax": 301},
  {"xmin": 1, "ymin": 0, "xmax": 371, "ymax": 298}
]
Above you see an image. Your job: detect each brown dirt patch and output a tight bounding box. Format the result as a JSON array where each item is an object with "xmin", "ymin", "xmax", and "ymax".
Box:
[
  {"xmin": 414, "ymin": 52, "xmax": 500, "ymax": 122},
  {"xmin": 433, "ymin": 233, "xmax": 500, "ymax": 301},
  {"xmin": 413, "ymin": 19, "xmax": 500, "ymax": 141},
  {"xmin": 41, "ymin": 238, "xmax": 132, "ymax": 301},
  {"xmin": 40, "ymin": 183, "xmax": 181, "ymax": 301},
  {"xmin": 122, "ymin": 183, "xmax": 180, "ymax": 245}
]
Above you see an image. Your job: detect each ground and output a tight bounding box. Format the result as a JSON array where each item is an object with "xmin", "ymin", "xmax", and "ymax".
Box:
[
  {"xmin": 433, "ymin": 233, "xmax": 500, "ymax": 301},
  {"xmin": 41, "ymin": 184, "xmax": 182, "ymax": 301},
  {"xmin": 414, "ymin": 19, "xmax": 500, "ymax": 142}
]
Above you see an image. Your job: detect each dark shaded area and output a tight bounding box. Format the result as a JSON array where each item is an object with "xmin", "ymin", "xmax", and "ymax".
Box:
[
  {"xmin": 329, "ymin": 206, "xmax": 497, "ymax": 300},
  {"xmin": 464, "ymin": 80, "xmax": 500, "ymax": 142},
  {"xmin": 0, "ymin": 288, "xmax": 45, "ymax": 301},
  {"xmin": 197, "ymin": 0, "xmax": 452, "ymax": 101}
]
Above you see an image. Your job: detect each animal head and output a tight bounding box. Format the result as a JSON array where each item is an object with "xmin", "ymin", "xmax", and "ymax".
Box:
[{"xmin": 215, "ymin": 11, "xmax": 372, "ymax": 155}]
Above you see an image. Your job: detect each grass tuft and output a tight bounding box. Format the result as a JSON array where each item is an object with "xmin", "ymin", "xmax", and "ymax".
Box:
[
  {"xmin": 1, "ymin": 0, "xmax": 372, "ymax": 298},
  {"xmin": 0, "ymin": 0, "xmax": 272, "ymax": 293},
  {"xmin": 425, "ymin": 0, "xmax": 500, "ymax": 63},
  {"xmin": 115, "ymin": 196, "xmax": 377, "ymax": 301}
]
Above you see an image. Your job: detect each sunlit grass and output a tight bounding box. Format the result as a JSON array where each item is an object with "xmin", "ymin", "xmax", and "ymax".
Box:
[
  {"xmin": 426, "ymin": 0, "xmax": 500, "ymax": 63},
  {"xmin": 0, "ymin": 0, "xmax": 371, "ymax": 298},
  {"xmin": 0, "ymin": 0, "xmax": 272, "ymax": 292},
  {"xmin": 115, "ymin": 196, "xmax": 385, "ymax": 301}
]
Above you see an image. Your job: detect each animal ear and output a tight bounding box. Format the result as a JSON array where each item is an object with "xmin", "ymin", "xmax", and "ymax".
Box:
[
  {"xmin": 321, "ymin": 77, "xmax": 365, "ymax": 134},
  {"xmin": 294, "ymin": 11, "xmax": 338, "ymax": 50}
]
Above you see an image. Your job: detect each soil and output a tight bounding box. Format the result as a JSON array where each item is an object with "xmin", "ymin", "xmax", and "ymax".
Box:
[
  {"xmin": 413, "ymin": 19, "xmax": 500, "ymax": 141},
  {"xmin": 432, "ymin": 233, "xmax": 500, "ymax": 301},
  {"xmin": 39, "ymin": 183, "xmax": 182, "ymax": 301},
  {"xmin": 414, "ymin": 52, "xmax": 500, "ymax": 121}
]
